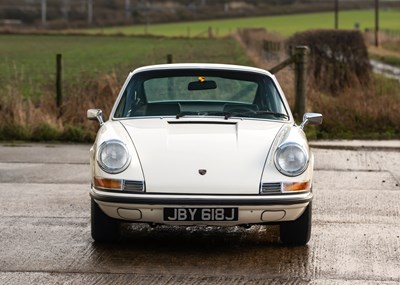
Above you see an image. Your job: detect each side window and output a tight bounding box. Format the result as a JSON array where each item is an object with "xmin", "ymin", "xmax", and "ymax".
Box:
[
  {"xmin": 256, "ymin": 77, "xmax": 287, "ymax": 115},
  {"xmin": 265, "ymin": 83, "xmax": 283, "ymax": 113},
  {"xmin": 114, "ymin": 75, "xmax": 147, "ymax": 118},
  {"xmin": 114, "ymin": 92, "xmax": 126, "ymax": 118}
]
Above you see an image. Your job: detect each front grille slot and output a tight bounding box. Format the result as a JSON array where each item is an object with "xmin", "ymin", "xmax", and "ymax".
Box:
[
  {"xmin": 261, "ymin": 182, "xmax": 282, "ymax": 194},
  {"xmin": 123, "ymin": 180, "xmax": 145, "ymax": 192}
]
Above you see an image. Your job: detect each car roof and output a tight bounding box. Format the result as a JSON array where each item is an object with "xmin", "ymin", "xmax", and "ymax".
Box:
[{"xmin": 131, "ymin": 63, "xmax": 273, "ymax": 77}]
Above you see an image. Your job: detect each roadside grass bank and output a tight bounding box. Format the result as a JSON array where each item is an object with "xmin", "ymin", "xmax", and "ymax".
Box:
[
  {"xmin": 368, "ymin": 42, "xmax": 400, "ymax": 68},
  {"xmin": 308, "ymin": 74, "xmax": 400, "ymax": 140},
  {"xmin": 75, "ymin": 9, "xmax": 400, "ymax": 38},
  {"xmin": 370, "ymin": 54, "xmax": 400, "ymax": 68},
  {"xmin": 1, "ymin": 33, "xmax": 399, "ymax": 142}
]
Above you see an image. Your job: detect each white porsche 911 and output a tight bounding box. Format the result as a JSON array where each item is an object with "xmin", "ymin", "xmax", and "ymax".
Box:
[{"xmin": 88, "ymin": 63, "xmax": 322, "ymax": 245}]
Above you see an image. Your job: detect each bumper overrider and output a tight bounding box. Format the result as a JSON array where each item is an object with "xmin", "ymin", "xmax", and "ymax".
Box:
[{"xmin": 90, "ymin": 187, "xmax": 313, "ymax": 226}]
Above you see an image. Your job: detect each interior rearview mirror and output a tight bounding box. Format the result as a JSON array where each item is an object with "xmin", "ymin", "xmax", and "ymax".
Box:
[{"xmin": 188, "ymin": 80, "xmax": 217, "ymax": 91}]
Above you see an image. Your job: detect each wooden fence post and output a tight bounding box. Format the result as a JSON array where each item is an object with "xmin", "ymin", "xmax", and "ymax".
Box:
[
  {"xmin": 56, "ymin": 53, "xmax": 62, "ymax": 109},
  {"xmin": 269, "ymin": 45, "xmax": 309, "ymax": 120},
  {"xmin": 167, "ymin": 54, "xmax": 173, "ymax": 63},
  {"xmin": 294, "ymin": 46, "xmax": 309, "ymax": 119},
  {"xmin": 166, "ymin": 54, "xmax": 174, "ymax": 98}
]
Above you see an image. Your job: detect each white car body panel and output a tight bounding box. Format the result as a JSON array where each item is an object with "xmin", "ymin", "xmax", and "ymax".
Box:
[{"xmin": 120, "ymin": 118, "xmax": 285, "ymax": 194}]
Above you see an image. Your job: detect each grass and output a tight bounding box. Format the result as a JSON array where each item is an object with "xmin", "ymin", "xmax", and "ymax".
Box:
[
  {"xmin": 370, "ymin": 54, "xmax": 400, "ymax": 68},
  {"xmin": 0, "ymin": 34, "xmax": 253, "ymax": 141},
  {"xmin": 368, "ymin": 40, "xmax": 400, "ymax": 68},
  {"xmin": 78, "ymin": 9, "xmax": 400, "ymax": 37},
  {"xmin": 308, "ymin": 72, "xmax": 400, "ymax": 140},
  {"xmin": 0, "ymin": 34, "xmax": 251, "ymax": 98}
]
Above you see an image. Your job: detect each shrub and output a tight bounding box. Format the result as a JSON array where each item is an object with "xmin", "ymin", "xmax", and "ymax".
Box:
[
  {"xmin": 287, "ymin": 30, "xmax": 372, "ymax": 94},
  {"xmin": 0, "ymin": 124, "xmax": 31, "ymax": 141},
  {"xmin": 61, "ymin": 125, "xmax": 96, "ymax": 142},
  {"xmin": 32, "ymin": 123, "xmax": 60, "ymax": 141}
]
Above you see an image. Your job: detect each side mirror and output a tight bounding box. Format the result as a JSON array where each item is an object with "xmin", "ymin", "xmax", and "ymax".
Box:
[
  {"xmin": 300, "ymin": 113, "xmax": 323, "ymax": 130},
  {"xmin": 87, "ymin": 109, "xmax": 104, "ymax": 126}
]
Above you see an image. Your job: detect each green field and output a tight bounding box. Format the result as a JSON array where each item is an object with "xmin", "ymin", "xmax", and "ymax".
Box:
[
  {"xmin": 3, "ymin": 8, "xmax": 399, "ymax": 98},
  {"xmin": 1, "ymin": 10, "xmax": 400, "ymax": 141},
  {"xmin": 80, "ymin": 9, "xmax": 400, "ymax": 37},
  {"xmin": 0, "ymin": 35, "xmax": 250, "ymax": 97}
]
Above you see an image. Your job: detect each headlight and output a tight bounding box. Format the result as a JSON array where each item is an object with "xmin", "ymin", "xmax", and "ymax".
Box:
[
  {"xmin": 274, "ymin": 143, "xmax": 308, "ymax": 177},
  {"xmin": 97, "ymin": 140, "xmax": 130, "ymax": 174}
]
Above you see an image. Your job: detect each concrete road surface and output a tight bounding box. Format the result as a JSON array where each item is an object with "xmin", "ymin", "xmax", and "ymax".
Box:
[{"xmin": 0, "ymin": 142, "xmax": 399, "ymax": 284}]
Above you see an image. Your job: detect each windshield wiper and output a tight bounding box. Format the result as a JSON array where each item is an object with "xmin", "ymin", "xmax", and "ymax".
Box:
[
  {"xmin": 253, "ymin": 111, "xmax": 289, "ymax": 119},
  {"xmin": 176, "ymin": 110, "xmax": 289, "ymax": 120},
  {"xmin": 224, "ymin": 110, "xmax": 289, "ymax": 120},
  {"xmin": 176, "ymin": 111, "xmax": 198, "ymax": 119}
]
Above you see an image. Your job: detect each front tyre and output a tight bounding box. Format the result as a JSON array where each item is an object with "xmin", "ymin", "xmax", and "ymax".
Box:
[
  {"xmin": 91, "ymin": 198, "xmax": 120, "ymax": 242},
  {"xmin": 280, "ymin": 203, "xmax": 312, "ymax": 246}
]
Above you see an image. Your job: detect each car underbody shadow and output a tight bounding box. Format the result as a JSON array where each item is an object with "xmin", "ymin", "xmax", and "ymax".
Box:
[{"xmin": 121, "ymin": 223, "xmax": 279, "ymax": 248}]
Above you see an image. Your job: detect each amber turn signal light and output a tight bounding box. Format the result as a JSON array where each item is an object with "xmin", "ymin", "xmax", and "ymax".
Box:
[
  {"xmin": 283, "ymin": 181, "xmax": 311, "ymax": 192},
  {"xmin": 94, "ymin": 176, "xmax": 122, "ymax": 190}
]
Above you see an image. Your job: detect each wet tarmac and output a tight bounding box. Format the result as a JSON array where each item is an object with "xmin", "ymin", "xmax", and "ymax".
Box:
[{"xmin": 0, "ymin": 142, "xmax": 399, "ymax": 284}]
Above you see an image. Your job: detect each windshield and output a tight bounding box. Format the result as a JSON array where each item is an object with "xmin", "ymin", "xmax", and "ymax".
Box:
[{"xmin": 114, "ymin": 68, "xmax": 289, "ymax": 121}]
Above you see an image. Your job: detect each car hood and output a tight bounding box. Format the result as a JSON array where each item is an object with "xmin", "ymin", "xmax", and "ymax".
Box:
[{"xmin": 121, "ymin": 119, "xmax": 284, "ymax": 194}]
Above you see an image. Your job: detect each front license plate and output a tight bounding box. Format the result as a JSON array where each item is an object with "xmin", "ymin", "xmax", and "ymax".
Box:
[{"xmin": 163, "ymin": 207, "xmax": 238, "ymax": 222}]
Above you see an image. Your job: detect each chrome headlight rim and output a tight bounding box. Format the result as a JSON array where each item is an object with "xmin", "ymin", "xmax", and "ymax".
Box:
[
  {"xmin": 97, "ymin": 140, "xmax": 131, "ymax": 174},
  {"xmin": 274, "ymin": 142, "xmax": 309, "ymax": 177}
]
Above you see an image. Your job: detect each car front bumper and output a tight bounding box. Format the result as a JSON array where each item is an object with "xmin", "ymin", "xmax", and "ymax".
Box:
[{"xmin": 90, "ymin": 187, "xmax": 312, "ymax": 226}]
